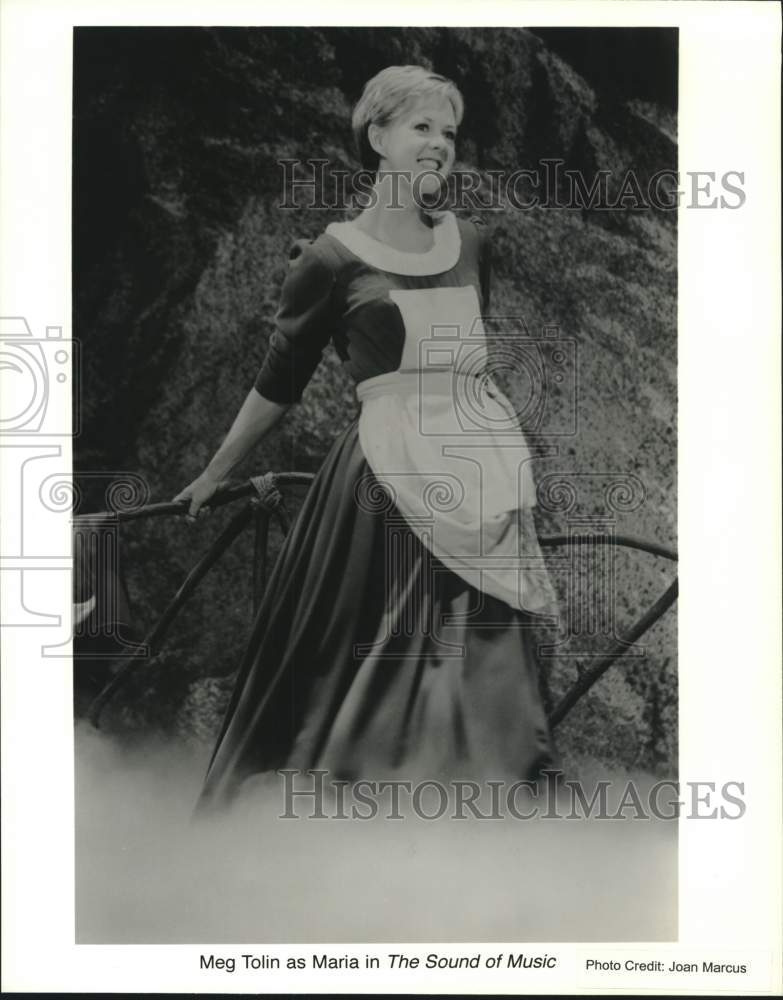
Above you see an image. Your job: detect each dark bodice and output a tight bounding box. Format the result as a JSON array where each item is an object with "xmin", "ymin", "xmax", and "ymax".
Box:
[{"xmin": 254, "ymin": 213, "xmax": 490, "ymax": 404}]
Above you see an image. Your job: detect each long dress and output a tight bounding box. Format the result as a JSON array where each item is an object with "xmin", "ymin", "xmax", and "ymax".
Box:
[{"xmin": 197, "ymin": 211, "xmax": 560, "ymax": 811}]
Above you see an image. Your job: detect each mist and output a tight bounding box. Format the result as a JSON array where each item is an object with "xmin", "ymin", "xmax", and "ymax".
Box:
[{"xmin": 75, "ymin": 725, "xmax": 677, "ymax": 944}]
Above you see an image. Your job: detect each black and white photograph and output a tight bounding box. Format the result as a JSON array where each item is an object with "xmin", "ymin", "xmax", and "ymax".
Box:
[
  {"xmin": 71, "ymin": 23, "xmax": 680, "ymax": 943},
  {"xmin": 1, "ymin": 1, "xmax": 780, "ymax": 995}
]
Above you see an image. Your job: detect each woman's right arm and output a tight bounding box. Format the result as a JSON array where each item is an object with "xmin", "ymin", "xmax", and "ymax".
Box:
[
  {"xmin": 176, "ymin": 237, "xmax": 337, "ymax": 519},
  {"xmin": 173, "ymin": 388, "xmax": 289, "ymax": 519}
]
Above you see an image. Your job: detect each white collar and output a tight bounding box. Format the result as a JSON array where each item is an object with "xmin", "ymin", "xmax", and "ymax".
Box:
[{"xmin": 325, "ymin": 211, "xmax": 461, "ymax": 276}]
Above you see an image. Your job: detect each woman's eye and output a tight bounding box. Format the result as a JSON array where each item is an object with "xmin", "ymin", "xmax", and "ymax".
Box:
[{"xmin": 414, "ymin": 123, "xmax": 429, "ymax": 132}]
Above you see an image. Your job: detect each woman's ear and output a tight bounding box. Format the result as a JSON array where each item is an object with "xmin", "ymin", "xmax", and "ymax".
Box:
[{"xmin": 367, "ymin": 123, "xmax": 386, "ymax": 160}]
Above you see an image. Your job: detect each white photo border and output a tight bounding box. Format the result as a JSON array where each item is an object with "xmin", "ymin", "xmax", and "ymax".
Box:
[{"xmin": 1, "ymin": 0, "xmax": 780, "ymax": 994}]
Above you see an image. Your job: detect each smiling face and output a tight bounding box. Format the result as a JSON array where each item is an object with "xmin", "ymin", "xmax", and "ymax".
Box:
[{"xmin": 369, "ymin": 95, "xmax": 458, "ymax": 198}]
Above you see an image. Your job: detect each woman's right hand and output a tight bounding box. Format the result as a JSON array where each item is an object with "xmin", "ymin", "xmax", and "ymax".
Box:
[{"xmin": 172, "ymin": 471, "xmax": 224, "ymax": 522}]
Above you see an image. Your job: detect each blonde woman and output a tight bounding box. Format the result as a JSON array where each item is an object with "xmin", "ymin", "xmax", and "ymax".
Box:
[{"xmin": 176, "ymin": 65, "xmax": 559, "ymax": 811}]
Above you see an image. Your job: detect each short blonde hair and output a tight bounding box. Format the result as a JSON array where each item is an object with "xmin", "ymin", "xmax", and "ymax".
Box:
[{"xmin": 352, "ymin": 65, "xmax": 464, "ymax": 171}]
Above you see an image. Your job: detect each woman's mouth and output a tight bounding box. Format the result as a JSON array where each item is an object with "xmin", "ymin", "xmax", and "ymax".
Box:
[{"xmin": 418, "ymin": 157, "xmax": 443, "ymax": 171}]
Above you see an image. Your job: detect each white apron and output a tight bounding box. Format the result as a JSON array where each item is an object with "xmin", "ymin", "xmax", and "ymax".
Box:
[{"xmin": 355, "ymin": 283, "xmax": 558, "ymax": 616}]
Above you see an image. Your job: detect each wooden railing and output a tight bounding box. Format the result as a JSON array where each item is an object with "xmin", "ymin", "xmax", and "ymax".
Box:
[{"xmin": 75, "ymin": 473, "xmax": 678, "ymax": 730}]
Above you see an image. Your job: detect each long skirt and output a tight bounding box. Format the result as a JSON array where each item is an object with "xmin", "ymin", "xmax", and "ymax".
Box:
[{"xmin": 197, "ymin": 420, "xmax": 559, "ymax": 811}]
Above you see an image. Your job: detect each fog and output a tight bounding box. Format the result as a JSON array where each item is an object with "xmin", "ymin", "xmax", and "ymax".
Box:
[{"xmin": 75, "ymin": 725, "xmax": 677, "ymax": 944}]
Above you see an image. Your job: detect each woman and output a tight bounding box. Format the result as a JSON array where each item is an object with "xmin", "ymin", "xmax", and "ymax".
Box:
[{"xmin": 176, "ymin": 65, "xmax": 560, "ymax": 812}]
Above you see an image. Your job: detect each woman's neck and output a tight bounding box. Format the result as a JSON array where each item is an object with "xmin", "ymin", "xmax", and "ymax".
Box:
[{"xmin": 353, "ymin": 175, "xmax": 436, "ymax": 253}]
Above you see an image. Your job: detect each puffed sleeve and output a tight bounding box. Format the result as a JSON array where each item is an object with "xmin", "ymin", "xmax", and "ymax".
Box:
[{"xmin": 253, "ymin": 239, "xmax": 337, "ymax": 404}]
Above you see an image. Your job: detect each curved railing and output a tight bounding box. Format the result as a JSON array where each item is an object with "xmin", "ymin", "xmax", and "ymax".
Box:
[
  {"xmin": 538, "ymin": 534, "xmax": 678, "ymax": 726},
  {"xmin": 76, "ymin": 473, "xmax": 678, "ymax": 731}
]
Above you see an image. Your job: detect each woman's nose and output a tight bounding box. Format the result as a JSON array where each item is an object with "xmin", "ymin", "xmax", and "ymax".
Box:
[{"xmin": 424, "ymin": 139, "xmax": 448, "ymax": 161}]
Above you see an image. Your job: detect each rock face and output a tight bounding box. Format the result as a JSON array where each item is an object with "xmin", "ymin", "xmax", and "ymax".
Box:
[{"xmin": 74, "ymin": 27, "xmax": 677, "ymax": 777}]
